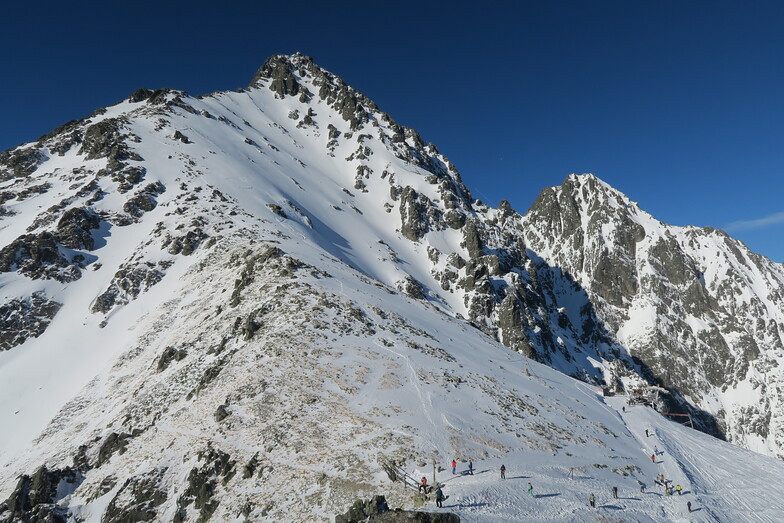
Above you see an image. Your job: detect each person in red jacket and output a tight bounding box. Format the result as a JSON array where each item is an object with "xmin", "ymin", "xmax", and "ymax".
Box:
[
  {"xmin": 500, "ymin": 464, "xmax": 506, "ymax": 479},
  {"xmin": 451, "ymin": 460, "xmax": 457, "ymax": 474},
  {"xmin": 419, "ymin": 476, "xmax": 428, "ymax": 494}
]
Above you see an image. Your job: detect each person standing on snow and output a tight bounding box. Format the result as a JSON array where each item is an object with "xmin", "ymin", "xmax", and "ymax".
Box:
[
  {"xmin": 638, "ymin": 480, "xmax": 646, "ymax": 493},
  {"xmin": 612, "ymin": 486, "xmax": 618, "ymax": 499},
  {"xmin": 435, "ymin": 486, "xmax": 445, "ymax": 508},
  {"xmin": 676, "ymin": 484, "xmax": 682, "ymax": 495},
  {"xmin": 419, "ymin": 477, "xmax": 428, "ymax": 494},
  {"xmin": 589, "ymin": 492, "xmax": 596, "ymax": 508},
  {"xmin": 688, "ymin": 501, "xmax": 692, "ymax": 512},
  {"xmin": 650, "ymin": 453, "xmax": 656, "ymax": 463},
  {"xmin": 451, "ymin": 460, "xmax": 457, "ymax": 475},
  {"xmin": 500, "ymin": 464, "xmax": 506, "ymax": 479},
  {"xmin": 468, "ymin": 459, "xmax": 474, "ymax": 475},
  {"xmin": 645, "ymin": 428, "xmax": 649, "ymax": 437},
  {"xmin": 527, "ymin": 481, "xmax": 534, "ymax": 498}
]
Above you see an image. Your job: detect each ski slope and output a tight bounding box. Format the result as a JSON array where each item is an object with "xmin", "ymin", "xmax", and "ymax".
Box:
[{"xmin": 408, "ymin": 395, "xmax": 784, "ymax": 523}]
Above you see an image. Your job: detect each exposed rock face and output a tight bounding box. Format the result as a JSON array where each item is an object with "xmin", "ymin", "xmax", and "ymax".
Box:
[
  {"xmin": 522, "ymin": 174, "xmax": 784, "ymax": 451},
  {"xmin": 0, "ymin": 466, "xmax": 81, "ymax": 523},
  {"xmin": 253, "ymin": 55, "xmax": 301, "ymax": 98},
  {"xmin": 173, "ymin": 446, "xmax": 235, "ymax": 523},
  {"xmin": 80, "ymin": 119, "xmax": 125, "ymax": 161},
  {"xmin": 0, "ymin": 232, "xmax": 80, "ymax": 282},
  {"xmin": 123, "ymin": 182, "xmax": 165, "ymax": 218},
  {"xmin": 396, "ymin": 276, "xmax": 426, "ymax": 300},
  {"xmin": 0, "ymin": 146, "xmax": 44, "ymax": 181},
  {"xmin": 92, "ymin": 260, "xmax": 171, "ymax": 314},
  {"xmin": 335, "ymin": 495, "xmax": 460, "ymax": 523},
  {"xmin": 96, "ymin": 432, "xmax": 137, "ymax": 468},
  {"xmin": 461, "ymin": 221, "xmax": 483, "ymax": 260},
  {"xmin": 400, "ymin": 187, "xmax": 429, "ymax": 242},
  {"xmin": 0, "ymin": 292, "xmax": 62, "ymax": 351},
  {"xmin": 156, "ymin": 346, "xmax": 188, "ymax": 372},
  {"xmin": 496, "ymin": 292, "xmax": 535, "ymax": 358},
  {"xmin": 113, "ymin": 165, "xmax": 146, "ymax": 193},
  {"xmin": 55, "ymin": 207, "xmax": 101, "ymax": 250},
  {"xmin": 102, "ymin": 468, "xmax": 168, "ymax": 523}
]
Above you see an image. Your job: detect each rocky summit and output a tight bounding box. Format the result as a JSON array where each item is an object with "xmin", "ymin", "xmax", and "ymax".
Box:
[{"xmin": 1, "ymin": 53, "xmax": 783, "ymax": 522}]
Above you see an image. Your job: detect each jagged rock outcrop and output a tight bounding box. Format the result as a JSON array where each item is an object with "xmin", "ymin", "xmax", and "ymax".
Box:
[
  {"xmin": 0, "ymin": 292, "xmax": 62, "ymax": 351},
  {"xmin": 91, "ymin": 260, "xmax": 170, "ymax": 314},
  {"xmin": 0, "ymin": 232, "xmax": 80, "ymax": 282},
  {"xmin": 55, "ymin": 207, "xmax": 101, "ymax": 250},
  {"xmin": 335, "ymin": 495, "xmax": 460, "ymax": 523},
  {"xmin": 123, "ymin": 181, "xmax": 165, "ymax": 218},
  {"xmin": 0, "ymin": 466, "xmax": 81, "ymax": 523},
  {"xmin": 522, "ymin": 173, "xmax": 784, "ymax": 452},
  {"xmin": 0, "ymin": 146, "xmax": 45, "ymax": 182},
  {"xmin": 102, "ymin": 468, "xmax": 168, "ymax": 523}
]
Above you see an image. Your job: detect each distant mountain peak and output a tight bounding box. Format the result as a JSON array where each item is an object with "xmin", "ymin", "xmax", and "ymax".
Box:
[{"xmin": 559, "ymin": 173, "xmax": 641, "ymax": 212}]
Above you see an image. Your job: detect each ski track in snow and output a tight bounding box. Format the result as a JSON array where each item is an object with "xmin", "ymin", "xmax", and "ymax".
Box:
[{"xmin": 373, "ymin": 338, "xmax": 440, "ymax": 446}]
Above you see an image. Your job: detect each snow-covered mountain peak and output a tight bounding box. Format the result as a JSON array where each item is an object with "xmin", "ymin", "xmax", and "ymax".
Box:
[
  {"xmin": 532, "ymin": 173, "xmax": 648, "ymax": 225},
  {"xmin": 523, "ymin": 171, "xmax": 784, "ymax": 459},
  {"xmin": 2, "ymin": 54, "xmax": 784, "ymax": 522}
]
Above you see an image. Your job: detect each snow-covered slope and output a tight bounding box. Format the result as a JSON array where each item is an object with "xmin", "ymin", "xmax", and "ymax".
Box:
[{"xmin": 1, "ymin": 53, "xmax": 783, "ymax": 522}]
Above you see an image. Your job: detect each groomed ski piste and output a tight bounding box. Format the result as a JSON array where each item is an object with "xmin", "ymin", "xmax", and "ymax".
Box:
[{"xmin": 406, "ymin": 394, "xmax": 784, "ymax": 522}]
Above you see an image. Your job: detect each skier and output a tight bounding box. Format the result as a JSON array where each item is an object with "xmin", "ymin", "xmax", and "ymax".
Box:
[
  {"xmin": 419, "ymin": 476, "xmax": 428, "ymax": 494},
  {"xmin": 622, "ymin": 406, "xmax": 625, "ymax": 413},
  {"xmin": 654, "ymin": 445, "xmax": 659, "ymax": 455},
  {"xmin": 435, "ymin": 486, "xmax": 445, "ymax": 508},
  {"xmin": 650, "ymin": 453, "xmax": 656, "ymax": 463},
  {"xmin": 589, "ymin": 492, "xmax": 596, "ymax": 508},
  {"xmin": 676, "ymin": 484, "xmax": 682, "ymax": 495},
  {"xmin": 527, "ymin": 481, "xmax": 534, "ymax": 498},
  {"xmin": 645, "ymin": 428, "xmax": 649, "ymax": 437},
  {"xmin": 612, "ymin": 486, "xmax": 618, "ymax": 499},
  {"xmin": 468, "ymin": 460, "xmax": 474, "ymax": 475},
  {"xmin": 688, "ymin": 501, "xmax": 692, "ymax": 512},
  {"xmin": 638, "ymin": 480, "xmax": 646, "ymax": 493},
  {"xmin": 451, "ymin": 460, "xmax": 457, "ymax": 475},
  {"xmin": 500, "ymin": 464, "xmax": 506, "ymax": 479}
]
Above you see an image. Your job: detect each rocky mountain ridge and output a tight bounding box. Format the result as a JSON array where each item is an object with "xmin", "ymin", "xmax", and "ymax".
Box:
[
  {"xmin": 1, "ymin": 53, "xmax": 783, "ymax": 521},
  {"xmin": 522, "ymin": 173, "xmax": 784, "ymax": 455}
]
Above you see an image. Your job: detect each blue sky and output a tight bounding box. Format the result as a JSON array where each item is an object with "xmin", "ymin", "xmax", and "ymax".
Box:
[{"xmin": 2, "ymin": 1, "xmax": 783, "ymax": 261}]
